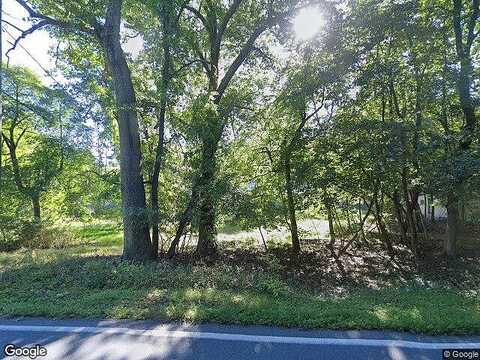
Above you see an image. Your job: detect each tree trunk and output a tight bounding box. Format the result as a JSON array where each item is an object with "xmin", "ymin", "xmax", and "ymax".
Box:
[
  {"xmin": 150, "ymin": 106, "xmax": 166, "ymax": 258},
  {"xmin": 150, "ymin": 171, "xmax": 161, "ymax": 258},
  {"xmin": 99, "ymin": 0, "xmax": 152, "ymax": 261},
  {"xmin": 374, "ymin": 195, "xmax": 394, "ymax": 257},
  {"xmin": 401, "ymin": 171, "xmax": 419, "ymax": 261},
  {"xmin": 194, "ymin": 42, "xmax": 221, "ymax": 258},
  {"xmin": 183, "ymin": 3, "xmax": 281, "ymax": 258},
  {"xmin": 431, "ymin": 194, "xmax": 435, "ymax": 224},
  {"xmin": 447, "ymin": 0, "xmax": 478, "ymax": 258},
  {"xmin": 258, "ymin": 227, "xmax": 268, "ymax": 251},
  {"xmin": 412, "ymin": 191, "xmax": 428, "ymax": 246},
  {"xmin": 326, "ymin": 202, "xmax": 336, "ymax": 247},
  {"xmin": 446, "ymin": 192, "xmax": 459, "ymax": 257},
  {"xmin": 196, "ymin": 139, "xmax": 218, "ymax": 258},
  {"xmin": 167, "ymin": 186, "xmax": 197, "ymax": 258},
  {"xmin": 150, "ymin": 1, "xmax": 175, "ymax": 258},
  {"xmin": 284, "ymin": 156, "xmax": 300, "ymax": 256},
  {"xmin": 32, "ymin": 195, "xmax": 41, "ymax": 222},
  {"xmin": 392, "ymin": 191, "xmax": 408, "ymax": 245},
  {"xmin": 0, "ymin": 0, "xmax": 3, "ymax": 191}
]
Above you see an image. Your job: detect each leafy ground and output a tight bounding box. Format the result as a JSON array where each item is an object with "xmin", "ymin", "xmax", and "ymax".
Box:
[{"xmin": 0, "ymin": 222, "xmax": 479, "ymax": 335}]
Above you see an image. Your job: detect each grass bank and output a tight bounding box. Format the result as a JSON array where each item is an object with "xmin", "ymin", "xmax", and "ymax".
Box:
[{"xmin": 0, "ymin": 223, "xmax": 479, "ymax": 335}]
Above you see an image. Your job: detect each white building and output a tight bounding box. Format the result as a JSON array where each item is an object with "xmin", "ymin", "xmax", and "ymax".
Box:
[{"xmin": 418, "ymin": 194, "xmax": 448, "ymax": 221}]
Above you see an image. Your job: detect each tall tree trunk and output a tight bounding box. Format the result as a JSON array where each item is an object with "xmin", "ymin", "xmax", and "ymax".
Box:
[
  {"xmin": 98, "ymin": 0, "xmax": 152, "ymax": 261},
  {"xmin": 196, "ymin": 139, "xmax": 218, "ymax": 258},
  {"xmin": 447, "ymin": 0, "xmax": 478, "ymax": 257},
  {"xmin": 182, "ymin": 3, "xmax": 286, "ymax": 258},
  {"xmin": 195, "ymin": 53, "xmax": 223, "ymax": 257},
  {"xmin": 194, "ymin": 35, "xmax": 221, "ymax": 257},
  {"xmin": 150, "ymin": 1, "xmax": 175, "ymax": 258},
  {"xmin": 279, "ymin": 107, "xmax": 320, "ymax": 256},
  {"xmin": 411, "ymin": 190, "xmax": 428, "ymax": 245},
  {"xmin": 284, "ymin": 156, "xmax": 300, "ymax": 256},
  {"xmin": 150, "ymin": 113, "xmax": 165, "ymax": 258}
]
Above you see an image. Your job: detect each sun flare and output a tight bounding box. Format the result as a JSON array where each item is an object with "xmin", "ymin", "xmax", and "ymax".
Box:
[{"xmin": 293, "ymin": 7, "xmax": 324, "ymax": 41}]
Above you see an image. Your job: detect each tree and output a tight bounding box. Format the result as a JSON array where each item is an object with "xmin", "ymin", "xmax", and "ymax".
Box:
[
  {"xmin": 172, "ymin": 0, "xmax": 310, "ymax": 258},
  {"xmin": 445, "ymin": 0, "xmax": 479, "ymax": 256},
  {"xmin": 1, "ymin": 66, "xmax": 66, "ymax": 222},
  {"xmin": 13, "ymin": 0, "xmax": 153, "ymax": 260}
]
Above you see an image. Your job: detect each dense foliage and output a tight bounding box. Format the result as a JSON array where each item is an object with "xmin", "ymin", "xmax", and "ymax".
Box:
[{"xmin": 0, "ymin": 0, "xmax": 478, "ymax": 265}]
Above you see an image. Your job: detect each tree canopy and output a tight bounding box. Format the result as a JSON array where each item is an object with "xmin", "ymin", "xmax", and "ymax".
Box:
[{"xmin": 0, "ymin": 0, "xmax": 478, "ymax": 263}]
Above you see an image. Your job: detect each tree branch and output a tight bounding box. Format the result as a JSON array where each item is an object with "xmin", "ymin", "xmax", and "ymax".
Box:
[
  {"xmin": 216, "ymin": 17, "xmax": 271, "ymax": 101},
  {"xmin": 10, "ymin": 0, "xmax": 95, "ymax": 56},
  {"xmin": 173, "ymin": 59, "xmax": 203, "ymax": 76},
  {"xmin": 216, "ymin": 0, "xmax": 244, "ymax": 49},
  {"xmin": 185, "ymin": 5, "xmax": 209, "ymax": 29},
  {"xmin": 453, "ymin": 0, "xmax": 465, "ymax": 58},
  {"xmin": 1, "ymin": 19, "xmax": 24, "ymax": 32},
  {"xmin": 104, "ymin": 0, "xmax": 122, "ymax": 39},
  {"xmin": 6, "ymin": 20, "xmax": 50, "ymax": 56},
  {"xmin": 466, "ymin": 0, "xmax": 479, "ymax": 52}
]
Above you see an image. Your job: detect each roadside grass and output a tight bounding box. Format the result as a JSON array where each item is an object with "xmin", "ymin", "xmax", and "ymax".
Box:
[{"xmin": 0, "ymin": 223, "xmax": 479, "ymax": 335}]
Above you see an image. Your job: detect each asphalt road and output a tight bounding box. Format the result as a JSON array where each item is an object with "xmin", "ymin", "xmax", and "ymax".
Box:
[{"xmin": 0, "ymin": 319, "xmax": 479, "ymax": 360}]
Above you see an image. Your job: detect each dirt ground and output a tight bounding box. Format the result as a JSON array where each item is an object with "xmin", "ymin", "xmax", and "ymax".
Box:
[{"xmin": 169, "ymin": 221, "xmax": 480, "ymax": 297}]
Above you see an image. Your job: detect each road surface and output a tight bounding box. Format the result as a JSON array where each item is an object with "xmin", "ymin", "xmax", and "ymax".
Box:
[{"xmin": 0, "ymin": 318, "xmax": 479, "ymax": 359}]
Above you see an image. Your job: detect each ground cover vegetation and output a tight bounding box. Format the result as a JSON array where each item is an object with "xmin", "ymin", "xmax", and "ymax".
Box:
[{"xmin": 0, "ymin": 0, "xmax": 479, "ymax": 334}]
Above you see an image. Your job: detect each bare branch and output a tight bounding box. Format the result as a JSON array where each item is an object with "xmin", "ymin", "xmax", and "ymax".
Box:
[
  {"xmin": 252, "ymin": 46, "xmax": 274, "ymax": 63},
  {"xmin": 6, "ymin": 20, "xmax": 50, "ymax": 56},
  {"xmin": 305, "ymin": 89, "xmax": 326, "ymax": 121}
]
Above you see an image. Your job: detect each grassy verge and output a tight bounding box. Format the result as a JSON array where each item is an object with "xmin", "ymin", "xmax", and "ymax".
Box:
[{"xmin": 0, "ymin": 224, "xmax": 479, "ymax": 335}]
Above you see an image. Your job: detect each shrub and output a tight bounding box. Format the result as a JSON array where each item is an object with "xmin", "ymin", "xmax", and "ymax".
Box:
[
  {"xmin": 0, "ymin": 217, "xmax": 24, "ymax": 252},
  {"xmin": 0, "ymin": 235, "xmax": 22, "ymax": 252},
  {"xmin": 37, "ymin": 227, "xmax": 77, "ymax": 249},
  {"xmin": 0, "ymin": 219, "xmax": 78, "ymax": 252}
]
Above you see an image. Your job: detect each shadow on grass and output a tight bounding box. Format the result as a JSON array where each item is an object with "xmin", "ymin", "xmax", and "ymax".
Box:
[{"xmin": 0, "ymin": 254, "xmax": 479, "ymax": 335}]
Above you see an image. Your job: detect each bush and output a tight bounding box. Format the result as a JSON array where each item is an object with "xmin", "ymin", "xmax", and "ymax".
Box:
[
  {"xmin": 0, "ymin": 235, "xmax": 22, "ymax": 252},
  {"xmin": 23, "ymin": 224, "xmax": 77, "ymax": 249},
  {"xmin": 0, "ymin": 219, "xmax": 78, "ymax": 252},
  {"xmin": 0, "ymin": 217, "xmax": 24, "ymax": 252}
]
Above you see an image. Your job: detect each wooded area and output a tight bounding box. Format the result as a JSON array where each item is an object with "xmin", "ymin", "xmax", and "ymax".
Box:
[{"xmin": 0, "ymin": 0, "xmax": 479, "ymax": 271}]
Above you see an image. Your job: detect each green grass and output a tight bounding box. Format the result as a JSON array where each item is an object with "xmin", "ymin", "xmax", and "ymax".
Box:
[{"xmin": 0, "ymin": 224, "xmax": 479, "ymax": 335}]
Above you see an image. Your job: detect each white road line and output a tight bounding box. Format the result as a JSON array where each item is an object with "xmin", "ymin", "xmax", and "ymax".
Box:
[{"xmin": 0, "ymin": 325, "xmax": 478, "ymax": 350}]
